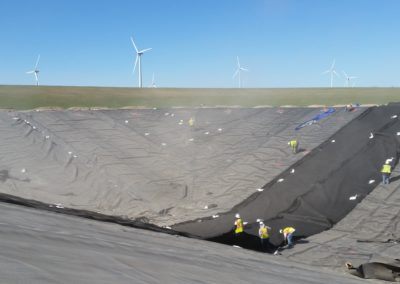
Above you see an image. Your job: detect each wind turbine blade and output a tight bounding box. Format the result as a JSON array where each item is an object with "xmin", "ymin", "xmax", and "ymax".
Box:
[
  {"xmin": 26, "ymin": 71, "xmax": 34, "ymax": 74},
  {"xmin": 236, "ymin": 56, "xmax": 240, "ymax": 68},
  {"xmin": 35, "ymin": 55, "xmax": 40, "ymax": 69},
  {"xmin": 333, "ymin": 70, "xmax": 340, "ymax": 78},
  {"xmin": 34, "ymin": 72, "xmax": 38, "ymax": 82},
  {"xmin": 132, "ymin": 56, "xmax": 139, "ymax": 74},
  {"xmin": 330, "ymin": 59, "xmax": 335, "ymax": 70},
  {"xmin": 342, "ymin": 71, "xmax": 348, "ymax": 78},
  {"xmin": 322, "ymin": 70, "xmax": 330, "ymax": 74},
  {"xmin": 130, "ymin": 37, "xmax": 139, "ymax": 53},
  {"xmin": 140, "ymin": 48, "xmax": 152, "ymax": 53},
  {"xmin": 232, "ymin": 69, "xmax": 239, "ymax": 78},
  {"xmin": 240, "ymin": 67, "xmax": 249, "ymax": 72}
]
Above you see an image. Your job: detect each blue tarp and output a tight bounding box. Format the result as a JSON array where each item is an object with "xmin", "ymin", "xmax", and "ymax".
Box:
[{"xmin": 295, "ymin": 107, "xmax": 336, "ymax": 131}]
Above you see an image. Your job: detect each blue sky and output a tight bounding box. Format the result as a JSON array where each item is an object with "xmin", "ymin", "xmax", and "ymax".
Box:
[{"xmin": 1, "ymin": 0, "xmax": 399, "ymax": 88}]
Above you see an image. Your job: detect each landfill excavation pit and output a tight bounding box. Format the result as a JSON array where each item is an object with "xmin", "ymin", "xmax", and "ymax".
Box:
[
  {"xmin": 173, "ymin": 104, "xmax": 400, "ymax": 252},
  {"xmin": 1, "ymin": 105, "xmax": 400, "ymax": 254}
]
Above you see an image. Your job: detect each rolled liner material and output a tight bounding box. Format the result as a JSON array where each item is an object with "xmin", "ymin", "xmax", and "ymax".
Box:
[
  {"xmin": 173, "ymin": 103, "xmax": 400, "ymax": 248},
  {"xmin": 347, "ymin": 261, "xmax": 400, "ymax": 281}
]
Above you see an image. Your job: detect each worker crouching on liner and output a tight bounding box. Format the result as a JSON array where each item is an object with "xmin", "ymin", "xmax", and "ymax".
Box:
[{"xmin": 280, "ymin": 226, "xmax": 296, "ymax": 248}]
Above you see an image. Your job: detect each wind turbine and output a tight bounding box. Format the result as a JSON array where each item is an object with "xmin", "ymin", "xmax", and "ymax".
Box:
[
  {"xmin": 149, "ymin": 72, "xmax": 157, "ymax": 88},
  {"xmin": 342, "ymin": 71, "xmax": 358, "ymax": 87},
  {"xmin": 322, "ymin": 59, "xmax": 339, "ymax": 88},
  {"xmin": 26, "ymin": 55, "xmax": 40, "ymax": 86},
  {"xmin": 131, "ymin": 36, "xmax": 152, "ymax": 88},
  {"xmin": 232, "ymin": 56, "xmax": 248, "ymax": 88}
]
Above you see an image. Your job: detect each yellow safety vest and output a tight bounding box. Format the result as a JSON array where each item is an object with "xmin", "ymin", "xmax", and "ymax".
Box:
[
  {"xmin": 283, "ymin": 227, "xmax": 295, "ymax": 234},
  {"xmin": 290, "ymin": 140, "xmax": 298, "ymax": 147},
  {"xmin": 235, "ymin": 218, "xmax": 243, "ymax": 234},
  {"xmin": 381, "ymin": 164, "xmax": 391, "ymax": 174},
  {"xmin": 259, "ymin": 227, "xmax": 269, "ymax": 239}
]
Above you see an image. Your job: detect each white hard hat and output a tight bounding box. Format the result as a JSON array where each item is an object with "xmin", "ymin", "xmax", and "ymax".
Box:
[
  {"xmin": 259, "ymin": 222, "xmax": 264, "ymax": 227},
  {"xmin": 279, "ymin": 229, "xmax": 283, "ymax": 234},
  {"xmin": 235, "ymin": 213, "xmax": 240, "ymax": 218}
]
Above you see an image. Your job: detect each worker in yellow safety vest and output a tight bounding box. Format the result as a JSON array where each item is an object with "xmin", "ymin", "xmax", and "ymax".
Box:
[
  {"xmin": 188, "ymin": 117, "xmax": 194, "ymax": 127},
  {"xmin": 233, "ymin": 213, "xmax": 245, "ymax": 246},
  {"xmin": 288, "ymin": 138, "xmax": 299, "ymax": 154},
  {"xmin": 234, "ymin": 213, "xmax": 243, "ymax": 234},
  {"xmin": 258, "ymin": 222, "xmax": 271, "ymax": 252},
  {"xmin": 280, "ymin": 226, "xmax": 296, "ymax": 247},
  {"xmin": 381, "ymin": 161, "xmax": 392, "ymax": 185}
]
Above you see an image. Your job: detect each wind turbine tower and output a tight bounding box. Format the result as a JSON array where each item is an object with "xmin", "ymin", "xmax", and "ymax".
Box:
[
  {"xmin": 232, "ymin": 56, "xmax": 248, "ymax": 88},
  {"xmin": 26, "ymin": 55, "xmax": 41, "ymax": 86},
  {"xmin": 150, "ymin": 73, "xmax": 157, "ymax": 88},
  {"xmin": 322, "ymin": 59, "xmax": 339, "ymax": 88},
  {"xmin": 131, "ymin": 36, "xmax": 152, "ymax": 88}
]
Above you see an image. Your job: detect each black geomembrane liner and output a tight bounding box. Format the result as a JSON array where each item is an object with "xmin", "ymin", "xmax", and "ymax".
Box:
[{"xmin": 173, "ymin": 104, "xmax": 400, "ymax": 249}]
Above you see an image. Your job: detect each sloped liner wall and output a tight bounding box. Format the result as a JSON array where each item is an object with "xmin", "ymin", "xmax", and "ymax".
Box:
[
  {"xmin": 173, "ymin": 103, "xmax": 400, "ymax": 251},
  {"xmin": 0, "ymin": 192, "xmax": 195, "ymax": 238}
]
